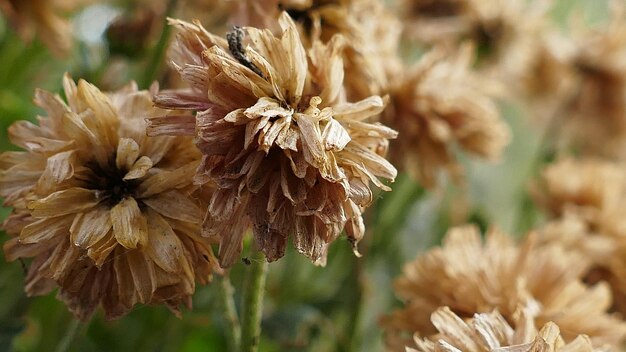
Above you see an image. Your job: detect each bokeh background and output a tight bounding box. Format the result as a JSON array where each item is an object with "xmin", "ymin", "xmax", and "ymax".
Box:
[{"xmin": 0, "ymin": 0, "xmax": 612, "ymax": 351}]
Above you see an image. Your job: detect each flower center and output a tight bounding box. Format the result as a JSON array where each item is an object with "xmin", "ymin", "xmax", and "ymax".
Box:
[{"xmin": 88, "ymin": 159, "xmax": 138, "ymax": 206}]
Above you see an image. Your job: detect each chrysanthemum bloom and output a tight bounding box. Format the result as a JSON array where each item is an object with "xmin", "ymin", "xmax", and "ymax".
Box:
[
  {"xmin": 534, "ymin": 158, "xmax": 626, "ymax": 316},
  {"xmin": 0, "ymin": 75, "xmax": 220, "ymax": 320},
  {"xmin": 383, "ymin": 45, "xmax": 510, "ymax": 187},
  {"xmin": 561, "ymin": 2, "xmax": 626, "ymax": 159},
  {"xmin": 0, "ymin": 0, "xmax": 87, "ymax": 57},
  {"xmin": 381, "ymin": 225, "xmax": 626, "ymax": 351},
  {"xmin": 149, "ymin": 13, "xmax": 397, "ymax": 267},
  {"xmin": 234, "ymin": 0, "xmax": 403, "ymax": 101},
  {"xmin": 399, "ymin": 0, "xmax": 550, "ymax": 64},
  {"xmin": 410, "ymin": 307, "xmax": 601, "ymax": 352}
]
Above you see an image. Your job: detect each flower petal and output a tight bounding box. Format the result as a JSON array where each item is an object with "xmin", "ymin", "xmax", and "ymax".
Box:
[
  {"xmin": 111, "ymin": 197, "xmax": 148, "ymax": 249},
  {"xmin": 145, "ymin": 209, "xmax": 183, "ymax": 273},
  {"xmin": 28, "ymin": 188, "xmax": 103, "ymax": 218},
  {"xmin": 142, "ymin": 190, "xmax": 203, "ymax": 223},
  {"xmin": 123, "ymin": 156, "xmax": 153, "ymax": 180},
  {"xmin": 70, "ymin": 206, "xmax": 112, "ymax": 248},
  {"xmin": 116, "ymin": 138, "xmax": 140, "ymax": 172}
]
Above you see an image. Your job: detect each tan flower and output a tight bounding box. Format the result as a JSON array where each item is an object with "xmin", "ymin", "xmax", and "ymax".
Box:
[
  {"xmin": 534, "ymin": 158, "xmax": 626, "ymax": 317},
  {"xmin": 399, "ymin": 0, "xmax": 550, "ymax": 67},
  {"xmin": 149, "ymin": 14, "xmax": 397, "ymax": 267},
  {"xmin": 0, "ymin": 75, "xmax": 220, "ymax": 320},
  {"xmin": 561, "ymin": 1, "xmax": 626, "ymax": 159},
  {"xmin": 234, "ymin": 0, "xmax": 403, "ymax": 101},
  {"xmin": 384, "ymin": 45, "xmax": 510, "ymax": 187},
  {"xmin": 0, "ymin": 0, "xmax": 87, "ymax": 57},
  {"xmin": 381, "ymin": 225, "xmax": 626, "ymax": 351},
  {"xmin": 410, "ymin": 307, "xmax": 602, "ymax": 352}
]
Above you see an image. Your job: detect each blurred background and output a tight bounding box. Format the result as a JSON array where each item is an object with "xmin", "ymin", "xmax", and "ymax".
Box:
[{"xmin": 0, "ymin": 0, "xmax": 612, "ymax": 351}]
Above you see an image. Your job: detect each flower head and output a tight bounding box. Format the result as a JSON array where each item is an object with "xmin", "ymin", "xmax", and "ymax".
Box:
[
  {"xmin": 534, "ymin": 158, "xmax": 626, "ymax": 317},
  {"xmin": 0, "ymin": 75, "xmax": 220, "ymax": 320},
  {"xmin": 234, "ymin": 0, "xmax": 402, "ymax": 101},
  {"xmin": 384, "ymin": 45, "xmax": 510, "ymax": 187},
  {"xmin": 562, "ymin": 2, "xmax": 626, "ymax": 159},
  {"xmin": 149, "ymin": 13, "xmax": 397, "ymax": 266},
  {"xmin": 381, "ymin": 225, "xmax": 626, "ymax": 351},
  {"xmin": 410, "ymin": 307, "xmax": 602, "ymax": 352},
  {"xmin": 0, "ymin": 0, "xmax": 88, "ymax": 56}
]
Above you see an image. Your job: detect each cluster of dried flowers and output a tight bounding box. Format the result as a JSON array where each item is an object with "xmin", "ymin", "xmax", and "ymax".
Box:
[
  {"xmin": 381, "ymin": 225, "xmax": 626, "ymax": 351},
  {"xmin": 3, "ymin": 1, "xmax": 626, "ymax": 350}
]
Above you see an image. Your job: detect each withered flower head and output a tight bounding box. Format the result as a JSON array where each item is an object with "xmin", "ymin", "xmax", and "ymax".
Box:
[
  {"xmin": 381, "ymin": 225, "xmax": 626, "ymax": 351},
  {"xmin": 410, "ymin": 307, "xmax": 602, "ymax": 352},
  {"xmin": 400, "ymin": 0, "xmax": 550, "ymax": 65},
  {"xmin": 234, "ymin": 0, "xmax": 403, "ymax": 101},
  {"xmin": 384, "ymin": 45, "xmax": 510, "ymax": 187},
  {"xmin": 563, "ymin": 1, "xmax": 626, "ymax": 159},
  {"xmin": 534, "ymin": 158, "xmax": 626, "ymax": 318},
  {"xmin": 149, "ymin": 13, "xmax": 397, "ymax": 267},
  {"xmin": 0, "ymin": 75, "xmax": 220, "ymax": 320},
  {"xmin": 0, "ymin": 0, "xmax": 88, "ymax": 57}
]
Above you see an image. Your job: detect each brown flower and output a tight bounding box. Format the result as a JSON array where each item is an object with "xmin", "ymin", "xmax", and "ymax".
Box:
[
  {"xmin": 0, "ymin": 0, "xmax": 87, "ymax": 57},
  {"xmin": 149, "ymin": 14, "xmax": 397, "ymax": 267},
  {"xmin": 399, "ymin": 0, "xmax": 551, "ymax": 68},
  {"xmin": 233, "ymin": 0, "xmax": 403, "ymax": 101},
  {"xmin": 0, "ymin": 75, "xmax": 220, "ymax": 320},
  {"xmin": 534, "ymin": 158, "xmax": 626, "ymax": 317},
  {"xmin": 381, "ymin": 225, "xmax": 626, "ymax": 351},
  {"xmin": 561, "ymin": 1, "xmax": 626, "ymax": 159},
  {"xmin": 384, "ymin": 45, "xmax": 510, "ymax": 187},
  {"xmin": 410, "ymin": 307, "xmax": 601, "ymax": 352}
]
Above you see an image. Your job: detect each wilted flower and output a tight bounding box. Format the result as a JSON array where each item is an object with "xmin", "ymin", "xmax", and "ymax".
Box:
[
  {"xmin": 0, "ymin": 75, "xmax": 220, "ymax": 320},
  {"xmin": 234, "ymin": 0, "xmax": 403, "ymax": 101},
  {"xmin": 149, "ymin": 13, "xmax": 397, "ymax": 267},
  {"xmin": 534, "ymin": 158, "xmax": 626, "ymax": 316},
  {"xmin": 409, "ymin": 307, "xmax": 602, "ymax": 352},
  {"xmin": 400, "ymin": 0, "xmax": 551, "ymax": 66},
  {"xmin": 383, "ymin": 45, "xmax": 510, "ymax": 187},
  {"xmin": 381, "ymin": 225, "xmax": 626, "ymax": 351},
  {"xmin": 0, "ymin": 0, "xmax": 88, "ymax": 56},
  {"xmin": 561, "ymin": 1, "xmax": 626, "ymax": 159}
]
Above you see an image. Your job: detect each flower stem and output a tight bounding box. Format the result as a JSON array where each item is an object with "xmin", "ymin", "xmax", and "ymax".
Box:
[
  {"xmin": 139, "ymin": 0, "xmax": 178, "ymax": 88},
  {"xmin": 54, "ymin": 319, "xmax": 80, "ymax": 352},
  {"xmin": 218, "ymin": 275, "xmax": 241, "ymax": 351},
  {"xmin": 240, "ymin": 248, "xmax": 268, "ymax": 352}
]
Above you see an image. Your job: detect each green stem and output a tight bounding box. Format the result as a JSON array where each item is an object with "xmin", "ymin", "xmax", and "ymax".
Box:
[
  {"xmin": 54, "ymin": 319, "xmax": 80, "ymax": 352},
  {"xmin": 346, "ymin": 258, "xmax": 365, "ymax": 352},
  {"xmin": 139, "ymin": 0, "xmax": 178, "ymax": 88},
  {"xmin": 240, "ymin": 249, "xmax": 268, "ymax": 352},
  {"xmin": 218, "ymin": 275, "xmax": 241, "ymax": 352}
]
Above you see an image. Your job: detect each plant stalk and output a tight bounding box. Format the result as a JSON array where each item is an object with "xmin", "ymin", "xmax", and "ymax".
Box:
[
  {"xmin": 218, "ymin": 275, "xmax": 241, "ymax": 351},
  {"xmin": 240, "ymin": 249, "xmax": 268, "ymax": 352},
  {"xmin": 140, "ymin": 0, "xmax": 178, "ymax": 88}
]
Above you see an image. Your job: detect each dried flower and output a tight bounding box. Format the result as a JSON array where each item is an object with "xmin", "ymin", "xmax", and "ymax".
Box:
[
  {"xmin": 0, "ymin": 75, "xmax": 220, "ymax": 320},
  {"xmin": 409, "ymin": 307, "xmax": 602, "ymax": 352},
  {"xmin": 234, "ymin": 0, "xmax": 403, "ymax": 101},
  {"xmin": 534, "ymin": 158, "xmax": 626, "ymax": 317},
  {"xmin": 0, "ymin": 0, "xmax": 87, "ymax": 57},
  {"xmin": 399, "ymin": 0, "xmax": 550, "ymax": 68},
  {"xmin": 384, "ymin": 45, "xmax": 510, "ymax": 187},
  {"xmin": 149, "ymin": 13, "xmax": 397, "ymax": 267},
  {"xmin": 381, "ymin": 225, "xmax": 626, "ymax": 351},
  {"xmin": 561, "ymin": 1, "xmax": 626, "ymax": 159}
]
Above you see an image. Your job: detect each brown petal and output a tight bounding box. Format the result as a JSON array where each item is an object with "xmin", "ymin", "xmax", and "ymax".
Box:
[
  {"xmin": 28, "ymin": 188, "xmax": 103, "ymax": 218},
  {"xmin": 322, "ymin": 119, "xmax": 350, "ymax": 151},
  {"xmin": 136, "ymin": 161, "xmax": 197, "ymax": 198},
  {"xmin": 70, "ymin": 206, "xmax": 112, "ymax": 248},
  {"xmin": 123, "ymin": 156, "xmax": 153, "ymax": 180},
  {"xmin": 333, "ymin": 96, "xmax": 386, "ymax": 121},
  {"xmin": 295, "ymin": 113, "xmax": 325, "ymax": 165},
  {"xmin": 111, "ymin": 197, "xmax": 148, "ymax": 249},
  {"xmin": 142, "ymin": 190, "xmax": 203, "ymax": 223},
  {"xmin": 37, "ymin": 150, "xmax": 77, "ymax": 194},
  {"xmin": 116, "ymin": 138, "xmax": 140, "ymax": 172},
  {"xmin": 145, "ymin": 209, "xmax": 183, "ymax": 273},
  {"xmin": 19, "ymin": 215, "xmax": 74, "ymax": 244}
]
